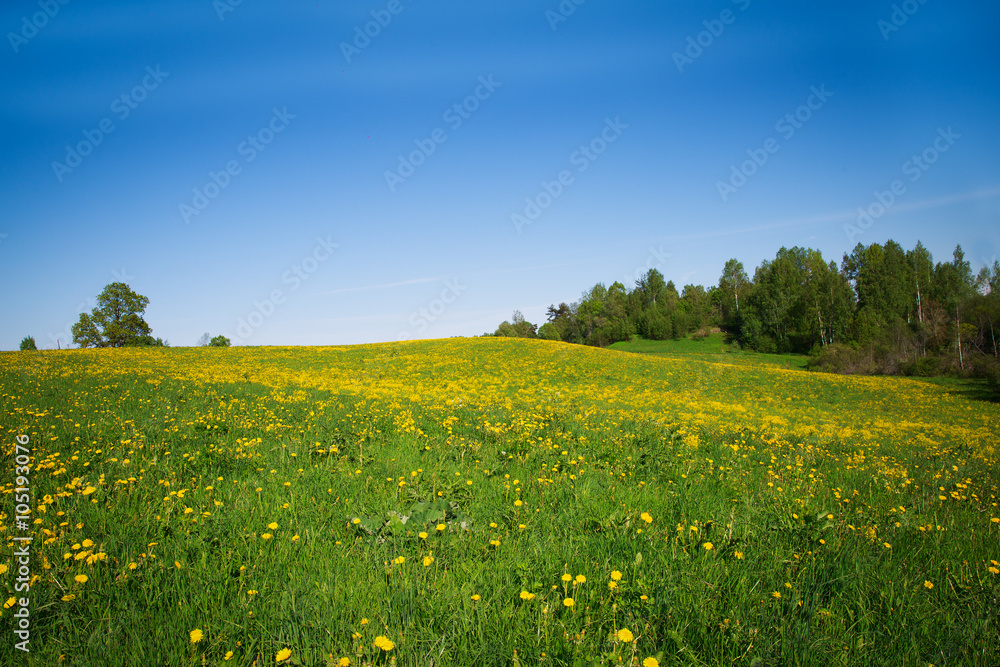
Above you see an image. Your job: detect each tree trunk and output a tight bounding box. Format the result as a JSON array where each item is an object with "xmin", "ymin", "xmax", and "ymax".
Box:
[
  {"xmin": 990, "ymin": 317, "xmax": 997, "ymax": 358},
  {"xmin": 816, "ymin": 301, "xmax": 826, "ymax": 347},
  {"xmin": 916, "ymin": 276, "xmax": 923, "ymax": 323},
  {"xmin": 956, "ymin": 304, "xmax": 964, "ymax": 371}
]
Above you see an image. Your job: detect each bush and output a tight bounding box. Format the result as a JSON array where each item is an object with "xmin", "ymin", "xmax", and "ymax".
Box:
[
  {"xmin": 807, "ymin": 343, "xmax": 861, "ymax": 374},
  {"xmin": 901, "ymin": 356, "xmax": 941, "ymax": 377},
  {"xmin": 19, "ymin": 336, "xmax": 37, "ymax": 351},
  {"xmin": 210, "ymin": 335, "xmax": 232, "ymax": 347}
]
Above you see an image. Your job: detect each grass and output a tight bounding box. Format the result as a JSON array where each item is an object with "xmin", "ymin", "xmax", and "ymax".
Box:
[
  {"xmin": 1, "ymin": 338, "xmax": 998, "ymax": 666},
  {"xmin": 609, "ymin": 333, "xmax": 810, "ymax": 370}
]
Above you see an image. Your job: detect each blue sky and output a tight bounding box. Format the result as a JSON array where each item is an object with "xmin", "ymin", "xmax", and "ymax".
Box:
[{"xmin": 2, "ymin": 0, "xmax": 998, "ymax": 349}]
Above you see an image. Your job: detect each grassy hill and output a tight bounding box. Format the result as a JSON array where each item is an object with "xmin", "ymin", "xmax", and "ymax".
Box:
[
  {"xmin": 609, "ymin": 332, "xmax": 809, "ymax": 370},
  {"xmin": 1, "ymin": 339, "xmax": 998, "ymax": 666}
]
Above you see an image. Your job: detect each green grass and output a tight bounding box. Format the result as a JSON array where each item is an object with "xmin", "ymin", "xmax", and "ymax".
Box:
[
  {"xmin": 0, "ymin": 341, "xmax": 997, "ymax": 666},
  {"xmin": 609, "ymin": 333, "xmax": 810, "ymax": 369}
]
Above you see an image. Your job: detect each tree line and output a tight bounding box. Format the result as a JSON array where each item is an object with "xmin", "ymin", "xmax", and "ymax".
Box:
[{"xmin": 490, "ymin": 241, "xmax": 1000, "ymax": 381}]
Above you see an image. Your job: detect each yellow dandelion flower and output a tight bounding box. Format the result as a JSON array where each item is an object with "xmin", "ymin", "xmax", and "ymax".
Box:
[
  {"xmin": 640, "ymin": 512, "xmax": 653, "ymax": 524},
  {"xmin": 924, "ymin": 580, "xmax": 934, "ymax": 589},
  {"xmin": 519, "ymin": 591, "xmax": 536, "ymax": 600},
  {"xmin": 988, "ymin": 566, "xmax": 999, "ymax": 575},
  {"xmin": 423, "ymin": 556, "xmax": 434, "ymax": 567},
  {"xmin": 608, "ymin": 581, "xmax": 618, "ymax": 590},
  {"xmin": 471, "ymin": 594, "xmax": 481, "ymax": 601},
  {"xmin": 224, "ymin": 651, "xmax": 234, "ymax": 661},
  {"xmin": 74, "ymin": 574, "xmax": 88, "ymax": 584},
  {"xmin": 0, "ymin": 565, "xmax": 6, "ymax": 575},
  {"xmin": 338, "ymin": 659, "xmax": 350, "ymax": 667},
  {"xmin": 563, "ymin": 597, "xmax": 574, "ymax": 607},
  {"xmin": 261, "ymin": 533, "xmax": 272, "ymax": 540},
  {"xmin": 616, "ymin": 628, "xmax": 635, "ymax": 643},
  {"xmin": 436, "ymin": 523, "xmax": 446, "ymax": 532},
  {"xmin": 62, "ymin": 594, "xmax": 76, "ymax": 602},
  {"xmin": 772, "ymin": 591, "xmax": 781, "ymax": 599},
  {"xmin": 418, "ymin": 532, "xmax": 428, "ymax": 540},
  {"xmin": 268, "ymin": 522, "xmax": 278, "ymax": 530},
  {"xmin": 703, "ymin": 542, "xmax": 714, "ymax": 551},
  {"xmin": 4, "ymin": 597, "xmax": 16, "ymax": 609},
  {"xmin": 82, "ymin": 539, "xmax": 94, "ymax": 548},
  {"xmin": 610, "ymin": 570, "xmax": 623, "ymax": 581},
  {"xmin": 575, "ymin": 575, "xmax": 586, "ymax": 584},
  {"xmin": 561, "ymin": 573, "xmax": 572, "ymax": 582},
  {"xmin": 643, "ymin": 658, "xmax": 660, "ymax": 667},
  {"xmin": 190, "ymin": 628, "xmax": 203, "ymax": 644},
  {"xmin": 514, "ymin": 500, "xmax": 523, "ymax": 507},
  {"xmin": 374, "ymin": 636, "xmax": 395, "ymax": 651},
  {"xmin": 275, "ymin": 648, "xmax": 292, "ymax": 662}
]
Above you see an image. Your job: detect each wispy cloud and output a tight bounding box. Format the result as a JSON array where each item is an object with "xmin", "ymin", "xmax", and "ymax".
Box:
[
  {"xmin": 320, "ymin": 277, "xmax": 441, "ymax": 295},
  {"xmin": 661, "ymin": 185, "xmax": 1000, "ymax": 241}
]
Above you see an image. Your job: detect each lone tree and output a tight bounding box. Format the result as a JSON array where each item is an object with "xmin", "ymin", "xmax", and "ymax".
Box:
[
  {"xmin": 19, "ymin": 336, "xmax": 37, "ymax": 351},
  {"xmin": 71, "ymin": 283, "xmax": 155, "ymax": 348}
]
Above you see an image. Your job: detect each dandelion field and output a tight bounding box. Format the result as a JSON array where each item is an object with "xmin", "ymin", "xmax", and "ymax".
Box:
[{"xmin": 1, "ymin": 338, "xmax": 999, "ymax": 666}]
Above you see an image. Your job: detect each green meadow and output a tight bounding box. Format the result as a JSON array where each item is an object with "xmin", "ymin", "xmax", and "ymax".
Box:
[{"xmin": 1, "ymin": 339, "xmax": 998, "ymax": 666}]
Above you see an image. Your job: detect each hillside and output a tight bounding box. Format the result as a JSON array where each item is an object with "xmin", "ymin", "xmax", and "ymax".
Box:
[{"xmin": 1, "ymin": 340, "xmax": 998, "ymax": 665}]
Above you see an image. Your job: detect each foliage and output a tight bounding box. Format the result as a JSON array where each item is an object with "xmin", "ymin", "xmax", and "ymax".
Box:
[
  {"xmin": 494, "ymin": 310, "xmax": 538, "ymax": 338},
  {"xmin": 492, "ymin": 241, "xmax": 999, "ymax": 379},
  {"xmin": 210, "ymin": 335, "xmax": 232, "ymax": 348},
  {"xmin": 19, "ymin": 336, "xmax": 37, "ymax": 351},
  {"xmin": 71, "ymin": 282, "xmax": 154, "ymax": 348}
]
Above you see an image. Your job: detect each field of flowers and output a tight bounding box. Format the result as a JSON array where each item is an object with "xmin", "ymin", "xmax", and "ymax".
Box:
[{"xmin": 1, "ymin": 338, "xmax": 998, "ymax": 666}]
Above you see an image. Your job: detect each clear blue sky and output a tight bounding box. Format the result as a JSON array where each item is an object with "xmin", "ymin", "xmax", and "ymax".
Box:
[{"xmin": 2, "ymin": 0, "xmax": 998, "ymax": 349}]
